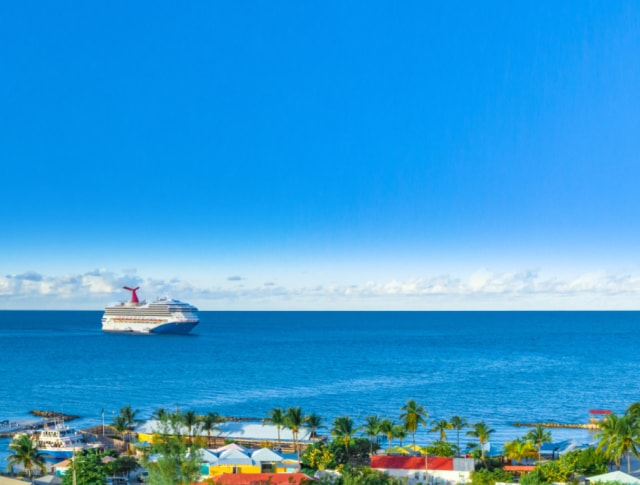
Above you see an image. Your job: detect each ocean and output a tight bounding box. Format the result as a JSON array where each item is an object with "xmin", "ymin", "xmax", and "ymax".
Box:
[{"xmin": 1, "ymin": 311, "xmax": 639, "ymax": 460}]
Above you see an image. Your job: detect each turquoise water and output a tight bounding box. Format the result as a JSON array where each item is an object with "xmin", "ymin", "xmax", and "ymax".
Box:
[{"xmin": 1, "ymin": 311, "xmax": 639, "ymax": 457}]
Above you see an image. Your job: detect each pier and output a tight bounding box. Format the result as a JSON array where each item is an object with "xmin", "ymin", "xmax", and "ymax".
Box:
[
  {"xmin": 0, "ymin": 419, "xmax": 51, "ymax": 438},
  {"xmin": 513, "ymin": 422, "xmax": 600, "ymax": 430}
]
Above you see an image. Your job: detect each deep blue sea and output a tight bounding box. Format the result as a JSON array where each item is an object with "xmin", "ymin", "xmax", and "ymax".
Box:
[{"xmin": 2, "ymin": 311, "xmax": 640, "ymax": 460}]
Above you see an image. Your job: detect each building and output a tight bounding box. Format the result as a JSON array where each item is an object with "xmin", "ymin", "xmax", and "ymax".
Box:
[
  {"xmin": 135, "ymin": 419, "xmax": 316, "ymax": 451},
  {"xmin": 370, "ymin": 456, "xmax": 475, "ymax": 485}
]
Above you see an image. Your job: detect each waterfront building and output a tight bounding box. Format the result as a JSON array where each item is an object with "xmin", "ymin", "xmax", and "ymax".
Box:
[{"xmin": 135, "ymin": 419, "xmax": 316, "ymax": 451}]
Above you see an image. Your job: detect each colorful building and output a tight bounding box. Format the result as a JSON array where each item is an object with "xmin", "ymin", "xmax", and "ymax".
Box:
[{"xmin": 370, "ymin": 455, "xmax": 475, "ymax": 485}]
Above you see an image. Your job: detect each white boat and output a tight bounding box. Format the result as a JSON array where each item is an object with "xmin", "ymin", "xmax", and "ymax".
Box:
[
  {"xmin": 102, "ymin": 287, "xmax": 199, "ymax": 335},
  {"xmin": 14, "ymin": 422, "xmax": 99, "ymax": 459}
]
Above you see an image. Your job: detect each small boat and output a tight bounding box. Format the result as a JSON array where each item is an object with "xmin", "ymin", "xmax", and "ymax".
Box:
[{"xmin": 13, "ymin": 421, "xmax": 100, "ymax": 459}]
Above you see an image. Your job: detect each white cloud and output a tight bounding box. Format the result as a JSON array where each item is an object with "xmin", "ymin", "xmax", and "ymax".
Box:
[{"xmin": 1, "ymin": 267, "xmax": 640, "ymax": 310}]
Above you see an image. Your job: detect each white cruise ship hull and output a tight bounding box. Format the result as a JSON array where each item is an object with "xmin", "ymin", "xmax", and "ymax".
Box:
[{"xmin": 102, "ymin": 320, "xmax": 198, "ymax": 335}]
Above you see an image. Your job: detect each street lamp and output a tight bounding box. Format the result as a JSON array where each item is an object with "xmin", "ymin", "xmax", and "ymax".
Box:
[{"xmin": 72, "ymin": 432, "xmax": 77, "ymax": 485}]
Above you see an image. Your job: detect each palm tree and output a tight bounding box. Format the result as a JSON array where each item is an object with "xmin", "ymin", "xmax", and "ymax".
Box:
[
  {"xmin": 524, "ymin": 425, "xmax": 552, "ymax": 461},
  {"xmin": 182, "ymin": 410, "xmax": 200, "ymax": 444},
  {"xmin": 168, "ymin": 409, "xmax": 183, "ymax": 436},
  {"xmin": 450, "ymin": 416, "xmax": 467, "ymax": 456},
  {"xmin": 332, "ymin": 415, "xmax": 358, "ymax": 461},
  {"xmin": 379, "ymin": 419, "xmax": 394, "ymax": 451},
  {"xmin": 596, "ymin": 413, "xmax": 640, "ymax": 473},
  {"xmin": 430, "ymin": 419, "xmax": 453, "ymax": 442},
  {"xmin": 503, "ymin": 438, "xmax": 537, "ymax": 464},
  {"xmin": 597, "ymin": 413, "xmax": 622, "ymax": 469},
  {"xmin": 400, "ymin": 399, "xmax": 427, "ymax": 448},
  {"xmin": 392, "ymin": 424, "xmax": 408, "ymax": 447},
  {"xmin": 6, "ymin": 434, "xmax": 46, "ymax": 478},
  {"xmin": 112, "ymin": 415, "xmax": 129, "ymax": 451},
  {"xmin": 285, "ymin": 407, "xmax": 304, "ymax": 461},
  {"xmin": 626, "ymin": 402, "xmax": 640, "ymax": 420},
  {"xmin": 151, "ymin": 407, "xmax": 167, "ymax": 421},
  {"xmin": 363, "ymin": 416, "xmax": 382, "ymax": 454},
  {"xmin": 466, "ymin": 421, "xmax": 494, "ymax": 461},
  {"xmin": 201, "ymin": 412, "xmax": 223, "ymax": 447},
  {"xmin": 264, "ymin": 408, "xmax": 286, "ymax": 449},
  {"xmin": 119, "ymin": 405, "xmax": 139, "ymax": 429},
  {"xmin": 305, "ymin": 413, "xmax": 323, "ymax": 439}
]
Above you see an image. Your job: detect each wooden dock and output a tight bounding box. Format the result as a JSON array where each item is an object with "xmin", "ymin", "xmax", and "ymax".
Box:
[{"xmin": 0, "ymin": 419, "xmax": 48, "ymax": 438}]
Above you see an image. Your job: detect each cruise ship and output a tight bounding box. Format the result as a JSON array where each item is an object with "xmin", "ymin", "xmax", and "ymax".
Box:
[{"xmin": 102, "ymin": 286, "xmax": 199, "ymax": 334}]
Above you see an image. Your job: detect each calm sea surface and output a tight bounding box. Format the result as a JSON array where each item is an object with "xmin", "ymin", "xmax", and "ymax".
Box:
[{"xmin": 1, "ymin": 311, "xmax": 639, "ymax": 458}]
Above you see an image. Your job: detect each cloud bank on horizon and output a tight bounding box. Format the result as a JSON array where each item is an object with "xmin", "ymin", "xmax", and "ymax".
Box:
[
  {"xmin": 2, "ymin": 268, "xmax": 639, "ymax": 310},
  {"xmin": 1, "ymin": 2, "xmax": 640, "ymax": 310}
]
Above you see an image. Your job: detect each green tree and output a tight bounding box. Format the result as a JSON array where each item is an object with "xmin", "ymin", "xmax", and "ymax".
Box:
[
  {"xmin": 151, "ymin": 407, "xmax": 167, "ymax": 421},
  {"xmin": 524, "ymin": 425, "xmax": 552, "ymax": 461},
  {"xmin": 305, "ymin": 412, "xmax": 323, "ymax": 439},
  {"xmin": 425, "ymin": 440, "xmax": 458, "ymax": 457},
  {"xmin": 301, "ymin": 442, "xmax": 335, "ymax": 471},
  {"xmin": 182, "ymin": 410, "xmax": 200, "ymax": 444},
  {"xmin": 363, "ymin": 416, "xmax": 382, "ymax": 454},
  {"xmin": 430, "ymin": 419, "xmax": 453, "ymax": 442},
  {"xmin": 143, "ymin": 417, "xmax": 201, "ymax": 485},
  {"xmin": 167, "ymin": 409, "xmax": 184, "ymax": 436},
  {"xmin": 201, "ymin": 412, "xmax": 223, "ymax": 447},
  {"xmin": 264, "ymin": 407, "xmax": 286, "ymax": 449},
  {"xmin": 596, "ymin": 413, "xmax": 640, "ymax": 473},
  {"xmin": 503, "ymin": 438, "xmax": 536, "ymax": 464},
  {"xmin": 450, "ymin": 415, "xmax": 468, "ymax": 456},
  {"xmin": 61, "ymin": 452, "xmax": 107, "ymax": 485},
  {"xmin": 329, "ymin": 439, "xmax": 374, "ymax": 468},
  {"xmin": 285, "ymin": 406, "xmax": 304, "ymax": 461},
  {"xmin": 626, "ymin": 402, "xmax": 640, "ymax": 420},
  {"xmin": 110, "ymin": 455, "xmax": 139, "ymax": 478},
  {"xmin": 466, "ymin": 421, "xmax": 495, "ymax": 461},
  {"xmin": 399, "ymin": 399, "xmax": 427, "ymax": 448},
  {"xmin": 378, "ymin": 419, "xmax": 394, "ymax": 451},
  {"xmin": 470, "ymin": 468, "xmax": 513, "ymax": 485},
  {"xmin": 565, "ymin": 447, "xmax": 609, "ymax": 476},
  {"xmin": 112, "ymin": 415, "xmax": 129, "ymax": 451},
  {"xmin": 119, "ymin": 405, "xmax": 139, "ymax": 429},
  {"xmin": 339, "ymin": 466, "xmax": 406, "ymax": 485},
  {"xmin": 392, "ymin": 424, "xmax": 407, "ymax": 446},
  {"xmin": 332, "ymin": 415, "xmax": 359, "ymax": 462},
  {"xmin": 5, "ymin": 434, "xmax": 46, "ymax": 479}
]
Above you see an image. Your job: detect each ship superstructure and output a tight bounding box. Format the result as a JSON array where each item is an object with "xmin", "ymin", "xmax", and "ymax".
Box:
[
  {"xmin": 102, "ymin": 287, "xmax": 199, "ymax": 334},
  {"xmin": 13, "ymin": 422, "xmax": 99, "ymax": 459}
]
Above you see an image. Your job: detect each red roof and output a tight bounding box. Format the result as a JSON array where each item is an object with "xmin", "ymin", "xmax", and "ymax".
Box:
[
  {"xmin": 206, "ymin": 473, "xmax": 313, "ymax": 485},
  {"xmin": 589, "ymin": 409, "xmax": 612, "ymax": 415},
  {"xmin": 370, "ymin": 456, "xmax": 453, "ymax": 471},
  {"xmin": 504, "ymin": 466, "xmax": 536, "ymax": 472}
]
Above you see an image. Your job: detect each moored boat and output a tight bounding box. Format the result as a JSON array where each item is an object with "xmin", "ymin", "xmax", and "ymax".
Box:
[{"xmin": 13, "ymin": 422, "xmax": 99, "ymax": 459}]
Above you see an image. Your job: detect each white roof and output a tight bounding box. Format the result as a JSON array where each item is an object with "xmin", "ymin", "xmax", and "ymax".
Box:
[
  {"xmin": 218, "ymin": 448, "xmax": 253, "ymax": 465},
  {"xmin": 211, "ymin": 443, "xmax": 247, "ymax": 454},
  {"xmin": 251, "ymin": 448, "xmax": 283, "ymax": 463},
  {"xmin": 189, "ymin": 448, "xmax": 219, "ymax": 464},
  {"xmin": 588, "ymin": 471, "xmax": 640, "ymax": 484}
]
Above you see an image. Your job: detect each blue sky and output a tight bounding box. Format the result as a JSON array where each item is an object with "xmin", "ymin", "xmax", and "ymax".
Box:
[{"xmin": 2, "ymin": 1, "xmax": 640, "ymax": 309}]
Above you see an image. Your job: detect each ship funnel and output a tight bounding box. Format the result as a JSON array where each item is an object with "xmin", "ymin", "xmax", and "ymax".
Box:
[{"xmin": 123, "ymin": 286, "xmax": 140, "ymax": 304}]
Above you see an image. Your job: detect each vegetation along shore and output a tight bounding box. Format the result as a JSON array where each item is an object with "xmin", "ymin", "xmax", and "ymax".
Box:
[{"xmin": 4, "ymin": 400, "xmax": 640, "ymax": 485}]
